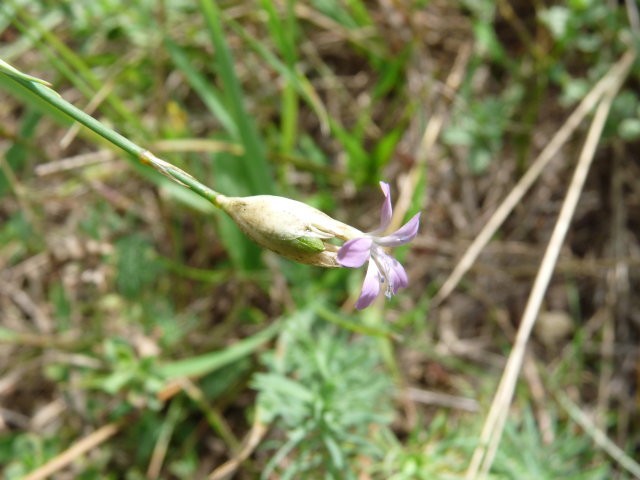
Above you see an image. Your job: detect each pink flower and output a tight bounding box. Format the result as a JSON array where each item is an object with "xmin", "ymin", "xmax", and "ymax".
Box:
[{"xmin": 337, "ymin": 182, "xmax": 420, "ymax": 309}]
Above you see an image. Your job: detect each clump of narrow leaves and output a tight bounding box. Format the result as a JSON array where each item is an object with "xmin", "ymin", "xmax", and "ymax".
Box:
[{"xmin": 253, "ymin": 309, "xmax": 393, "ymax": 479}]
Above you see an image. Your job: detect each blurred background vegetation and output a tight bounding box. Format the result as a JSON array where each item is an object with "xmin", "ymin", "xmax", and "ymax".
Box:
[{"xmin": 1, "ymin": 0, "xmax": 639, "ymax": 478}]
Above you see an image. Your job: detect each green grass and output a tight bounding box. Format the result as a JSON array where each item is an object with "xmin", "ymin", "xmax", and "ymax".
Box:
[{"xmin": 1, "ymin": 1, "xmax": 639, "ymax": 479}]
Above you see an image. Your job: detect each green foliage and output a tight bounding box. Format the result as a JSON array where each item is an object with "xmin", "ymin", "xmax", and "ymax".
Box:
[
  {"xmin": 311, "ymin": 0, "xmax": 360, "ymax": 29},
  {"xmin": 1, "ymin": 0, "xmax": 638, "ymax": 478},
  {"xmin": 199, "ymin": 0, "xmax": 274, "ymax": 197},
  {"xmin": 444, "ymin": 87, "xmax": 523, "ymax": 174},
  {"xmin": 165, "ymin": 0, "xmax": 277, "ymax": 270},
  {"xmin": 158, "ymin": 320, "xmax": 280, "ymax": 379},
  {"xmin": 443, "ymin": 0, "xmax": 525, "ymax": 174},
  {"xmin": 1, "ymin": 434, "xmax": 63, "ymax": 480},
  {"xmin": 492, "ymin": 409, "xmax": 610, "ymax": 480},
  {"xmin": 253, "ymin": 309, "xmax": 393, "ymax": 479},
  {"xmin": 380, "ymin": 413, "xmax": 476, "ymax": 480},
  {"xmin": 81, "ymin": 338, "xmax": 165, "ymax": 410},
  {"xmin": 0, "ymin": 211, "xmax": 39, "ymax": 261},
  {"xmin": 49, "ymin": 281, "xmax": 71, "ymax": 328},
  {"xmin": 380, "ymin": 408, "xmax": 611, "ymax": 480},
  {"xmin": 538, "ymin": 0, "xmax": 625, "ymax": 54},
  {"xmin": 0, "ymin": 108, "xmax": 40, "ymax": 195},
  {"xmin": 115, "ymin": 234, "xmax": 165, "ymax": 300},
  {"xmin": 539, "ymin": 0, "xmax": 632, "ymax": 107}
]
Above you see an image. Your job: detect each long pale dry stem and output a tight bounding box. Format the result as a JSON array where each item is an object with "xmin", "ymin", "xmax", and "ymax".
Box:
[
  {"xmin": 208, "ymin": 410, "xmax": 269, "ymax": 480},
  {"xmin": 20, "ymin": 418, "xmax": 128, "ymax": 480},
  {"xmin": 465, "ymin": 48, "xmax": 635, "ymax": 480},
  {"xmin": 433, "ymin": 49, "xmax": 637, "ymax": 306},
  {"xmin": 557, "ymin": 392, "xmax": 640, "ymax": 478}
]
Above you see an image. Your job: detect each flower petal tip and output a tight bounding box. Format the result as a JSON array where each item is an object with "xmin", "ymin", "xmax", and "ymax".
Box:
[{"xmin": 354, "ymin": 262, "xmax": 380, "ymax": 309}]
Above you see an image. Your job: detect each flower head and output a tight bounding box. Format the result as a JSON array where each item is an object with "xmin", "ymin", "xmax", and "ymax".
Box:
[
  {"xmin": 217, "ymin": 194, "xmax": 360, "ymax": 267},
  {"xmin": 215, "ymin": 183, "xmax": 419, "ymax": 308},
  {"xmin": 337, "ymin": 182, "xmax": 420, "ymax": 309}
]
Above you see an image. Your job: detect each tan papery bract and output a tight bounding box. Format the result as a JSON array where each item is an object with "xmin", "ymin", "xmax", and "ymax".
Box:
[{"xmin": 217, "ymin": 195, "xmax": 361, "ymax": 267}]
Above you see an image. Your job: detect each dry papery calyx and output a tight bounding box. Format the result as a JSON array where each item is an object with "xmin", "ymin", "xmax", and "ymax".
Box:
[{"xmin": 217, "ymin": 194, "xmax": 362, "ymax": 268}]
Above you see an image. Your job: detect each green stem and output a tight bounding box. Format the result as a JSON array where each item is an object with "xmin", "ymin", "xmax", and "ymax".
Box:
[{"xmin": 0, "ymin": 62, "xmax": 223, "ymax": 206}]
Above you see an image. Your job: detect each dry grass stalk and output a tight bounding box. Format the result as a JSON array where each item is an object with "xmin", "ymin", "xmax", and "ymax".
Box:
[
  {"xmin": 557, "ymin": 392, "xmax": 640, "ymax": 478},
  {"xmin": 432, "ymin": 49, "xmax": 638, "ymax": 307},
  {"xmin": 208, "ymin": 412, "xmax": 269, "ymax": 480},
  {"xmin": 20, "ymin": 417, "xmax": 128, "ymax": 480},
  {"xmin": 465, "ymin": 48, "xmax": 636, "ymax": 480}
]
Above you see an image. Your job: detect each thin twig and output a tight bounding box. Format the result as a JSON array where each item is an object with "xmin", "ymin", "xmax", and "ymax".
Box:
[
  {"xmin": 0, "ymin": 278, "xmax": 51, "ymax": 333},
  {"xmin": 178, "ymin": 378, "xmax": 241, "ymax": 453},
  {"xmin": 59, "ymin": 77, "xmax": 116, "ymax": 149},
  {"xmin": 557, "ymin": 392, "xmax": 640, "ymax": 478},
  {"xmin": 625, "ymin": 0, "xmax": 640, "ymax": 34},
  {"xmin": 522, "ymin": 354, "xmax": 554, "ymax": 444},
  {"xmin": 208, "ymin": 410, "xmax": 269, "ymax": 480},
  {"xmin": 150, "ymin": 138, "xmax": 244, "ymax": 155},
  {"xmin": 596, "ymin": 156, "xmax": 624, "ymax": 430},
  {"xmin": 465, "ymin": 48, "xmax": 635, "ymax": 480},
  {"xmin": 35, "ymin": 150, "xmax": 114, "ymax": 176},
  {"xmin": 403, "ymin": 387, "xmax": 480, "ymax": 412},
  {"xmin": 19, "ymin": 417, "xmax": 129, "ymax": 480},
  {"xmin": 146, "ymin": 400, "xmax": 182, "ymax": 479},
  {"xmin": 433, "ymin": 49, "xmax": 637, "ymax": 307}
]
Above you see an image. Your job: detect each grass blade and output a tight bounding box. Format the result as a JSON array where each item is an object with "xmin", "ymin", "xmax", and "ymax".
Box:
[
  {"xmin": 158, "ymin": 321, "xmax": 281, "ymax": 379},
  {"xmin": 199, "ymin": 0, "xmax": 274, "ymax": 196},
  {"xmin": 164, "ymin": 39, "xmax": 236, "ymax": 137}
]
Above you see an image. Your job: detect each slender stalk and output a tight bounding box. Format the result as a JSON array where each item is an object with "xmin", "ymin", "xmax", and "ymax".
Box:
[{"xmin": 0, "ymin": 61, "xmax": 223, "ymax": 207}]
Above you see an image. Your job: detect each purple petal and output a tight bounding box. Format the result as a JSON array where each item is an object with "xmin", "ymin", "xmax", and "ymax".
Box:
[
  {"xmin": 355, "ymin": 261, "xmax": 381, "ymax": 309},
  {"xmin": 378, "ymin": 181, "xmax": 392, "ymax": 231},
  {"xmin": 337, "ymin": 238, "xmax": 373, "ymax": 268},
  {"xmin": 375, "ymin": 212, "xmax": 421, "ymax": 247},
  {"xmin": 387, "ymin": 257, "xmax": 409, "ymax": 294}
]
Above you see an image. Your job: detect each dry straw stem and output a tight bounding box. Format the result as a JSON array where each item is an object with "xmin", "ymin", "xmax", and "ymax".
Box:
[
  {"xmin": 59, "ymin": 76, "xmax": 116, "ymax": 149},
  {"xmin": 34, "ymin": 150, "xmax": 114, "ymax": 176},
  {"xmin": 146, "ymin": 400, "xmax": 182, "ymax": 480},
  {"xmin": 432, "ymin": 48, "xmax": 638, "ymax": 307},
  {"xmin": 557, "ymin": 392, "xmax": 640, "ymax": 478},
  {"xmin": 465, "ymin": 48, "xmax": 636, "ymax": 480},
  {"xmin": 178, "ymin": 378, "xmax": 241, "ymax": 453},
  {"xmin": 19, "ymin": 417, "xmax": 129, "ymax": 480},
  {"xmin": 404, "ymin": 386, "xmax": 480, "ymax": 412},
  {"xmin": 208, "ymin": 411, "xmax": 269, "ymax": 480}
]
